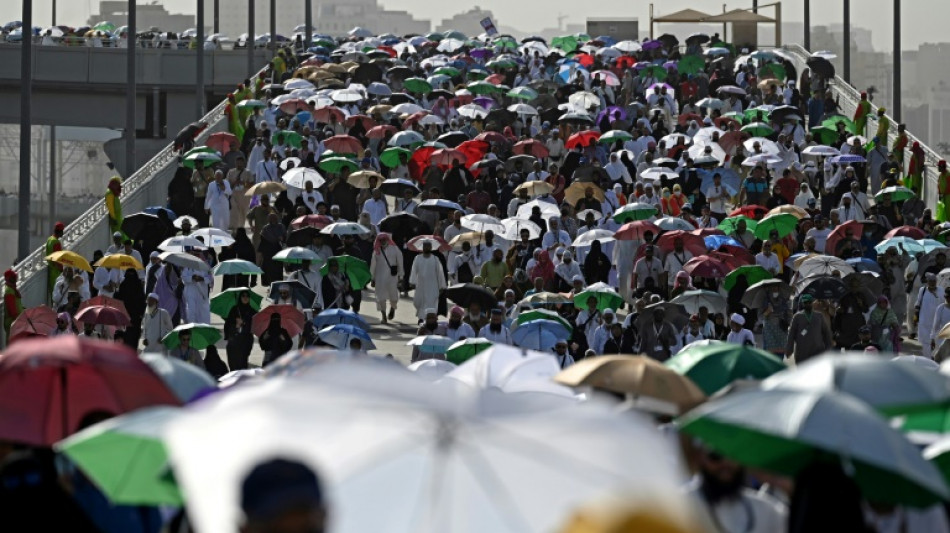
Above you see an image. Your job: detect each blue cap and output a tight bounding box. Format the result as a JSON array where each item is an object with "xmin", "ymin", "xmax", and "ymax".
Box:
[{"xmin": 241, "ymin": 458, "xmax": 323, "ymax": 521}]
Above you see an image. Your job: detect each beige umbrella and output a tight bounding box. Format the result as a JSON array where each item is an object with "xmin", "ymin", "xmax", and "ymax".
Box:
[
  {"xmin": 245, "ymin": 181, "xmax": 287, "ymax": 196},
  {"xmin": 348, "ymin": 170, "xmax": 384, "ymax": 189},
  {"xmin": 564, "ymin": 182, "xmax": 605, "ymax": 205},
  {"xmin": 448, "ymin": 231, "xmax": 488, "ymax": 252},
  {"xmin": 767, "ymin": 204, "xmax": 809, "ymax": 220},
  {"xmin": 514, "ymin": 180, "xmax": 555, "ymax": 197}
]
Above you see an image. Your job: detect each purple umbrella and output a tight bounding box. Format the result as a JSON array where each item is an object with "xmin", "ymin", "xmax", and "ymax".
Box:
[
  {"xmin": 596, "ymin": 106, "xmax": 628, "ymax": 125},
  {"xmin": 470, "ymin": 48, "xmax": 494, "ymax": 60},
  {"xmin": 473, "ymin": 96, "xmax": 496, "ymax": 110},
  {"xmin": 633, "ymin": 61, "xmax": 651, "ymax": 70},
  {"xmin": 641, "ymin": 40, "xmax": 663, "ymax": 51},
  {"xmin": 663, "ymin": 61, "xmax": 678, "ymax": 70}
]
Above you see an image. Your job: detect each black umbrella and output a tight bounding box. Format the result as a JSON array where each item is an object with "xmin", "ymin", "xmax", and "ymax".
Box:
[
  {"xmin": 636, "ymin": 302, "xmax": 689, "ymax": 332},
  {"xmin": 437, "ymin": 131, "xmax": 470, "ymax": 148},
  {"xmin": 387, "ymin": 92, "xmax": 416, "ymax": 105},
  {"xmin": 429, "ymin": 89, "xmax": 454, "ymax": 100},
  {"xmin": 806, "ymin": 56, "xmax": 835, "ymax": 79},
  {"xmin": 843, "ymin": 272, "xmax": 884, "ymax": 306},
  {"xmin": 485, "ymin": 109, "xmax": 516, "ymax": 128},
  {"xmin": 386, "ymin": 66, "xmax": 412, "ymax": 81},
  {"xmin": 657, "ymin": 34, "xmax": 679, "ymax": 49},
  {"xmin": 531, "ymin": 94, "xmax": 558, "ymax": 110},
  {"xmin": 122, "ymin": 212, "xmax": 171, "ymax": 240},
  {"xmin": 505, "ymin": 154, "xmax": 538, "ymax": 173},
  {"xmin": 521, "ymin": 36, "xmax": 547, "ymax": 44},
  {"xmin": 741, "ymin": 279, "xmax": 793, "ymax": 309},
  {"xmin": 798, "ymin": 275, "xmax": 848, "ymax": 300},
  {"xmin": 445, "ymin": 283, "xmax": 498, "ymax": 310},
  {"xmin": 352, "ymin": 63, "xmax": 383, "ymax": 85},
  {"xmin": 268, "ymin": 280, "xmax": 317, "ymax": 309},
  {"xmin": 173, "ymin": 121, "xmax": 208, "ymax": 151},
  {"xmin": 573, "ymin": 166, "xmax": 610, "ymax": 183},
  {"xmin": 538, "ymin": 107, "xmax": 563, "ymax": 128},
  {"xmin": 708, "ymin": 78, "xmax": 736, "ymax": 96},
  {"xmin": 286, "ymin": 226, "xmax": 320, "ymax": 247},
  {"xmin": 378, "ymin": 179, "xmax": 421, "ymax": 197},
  {"xmin": 769, "ymin": 105, "xmax": 801, "ymax": 124},
  {"xmin": 378, "ymin": 212, "xmax": 430, "ymax": 243},
  {"xmin": 685, "ymin": 33, "xmax": 710, "ymax": 46},
  {"xmin": 471, "ymin": 158, "xmax": 503, "ymax": 170}
]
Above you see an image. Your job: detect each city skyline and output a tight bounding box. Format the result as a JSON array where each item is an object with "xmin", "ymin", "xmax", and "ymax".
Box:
[{"xmin": 4, "ymin": 0, "xmax": 949, "ymax": 52}]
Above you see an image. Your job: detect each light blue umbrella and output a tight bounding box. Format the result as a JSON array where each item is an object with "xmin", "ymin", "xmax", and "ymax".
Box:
[
  {"xmin": 212, "ymin": 259, "xmax": 263, "ymax": 276},
  {"xmin": 273, "ymin": 247, "xmax": 321, "ymax": 263},
  {"xmin": 317, "ymin": 324, "xmax": 375, "ymax": 350},
  {"xmin": 874, "ymin": 237, "xmax": 924, "ymax": 255},
  {"xmin": 511, "ymin": 319, "xmax": 570, "ymax": 351},
  {"xmin": 917, "ymin": 239, "xmax": 948, "ymax": 254},
  {"xmin": 704, "ymin": 235, "xmax": 743, "ymax": 250},
  {"xmin": 313, "ymin": 309, "xmax": 369, "ymax": 331},
  {"xmin": 407, "ymin": 335, "xmax": 455, "ymax": 355}
]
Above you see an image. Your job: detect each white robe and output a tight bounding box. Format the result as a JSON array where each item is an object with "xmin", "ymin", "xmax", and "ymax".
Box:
[
  {"xmin": 370, "ymin": 246, "xmax": 404, "ymax": 310},
  {"xmin": 409, "ymin": 254, "xmax": 446, "ymax": 320},
  {"xmin": 204, "ymin": 181, "xmax": 232, "ymax": 231},
  {"xmin": 182, "ymin": 268, "xmax": 212, "ymax": 325},
  {"xmin": 932, "ymin": 303, "xmax": 950, "ymax": 354},
  {"xmin": 916, "ymin": 287, "xmax": 941, "ymax": 359},
  {"xmin": 292, "ymin": 268, "xmax": 324, "ymax": 309}
]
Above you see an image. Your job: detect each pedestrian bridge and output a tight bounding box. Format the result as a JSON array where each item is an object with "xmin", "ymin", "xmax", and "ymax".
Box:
[{"xmin": 6, "ymin": 43, "xmax": 947, "ymax": 344}]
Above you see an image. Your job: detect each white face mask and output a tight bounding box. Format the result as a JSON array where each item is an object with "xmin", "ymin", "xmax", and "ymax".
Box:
[{"xmin": 771, "ymin": 292, "xmax": 780, "ymax": 298}]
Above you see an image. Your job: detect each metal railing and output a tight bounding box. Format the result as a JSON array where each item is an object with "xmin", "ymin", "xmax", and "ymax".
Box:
[{"xmin": 783, "ymin": 44, "xmax": 944, "ymax": 210}]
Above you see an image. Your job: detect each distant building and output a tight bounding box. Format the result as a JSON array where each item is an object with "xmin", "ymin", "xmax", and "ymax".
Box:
[
  {"xmin": 207, "ymin": 0, "xmax": 429, "ymax": 39},
  {"xmin": 436, "ymin": 7, "xmax": 496, "ymax": 37},
  {"xmin": 586, "ymin": 18, "xmax": 639, "ymax": 41},
  {"xmin": 87, "ymin": 1, "xmax": 195, "ymax": 32}
]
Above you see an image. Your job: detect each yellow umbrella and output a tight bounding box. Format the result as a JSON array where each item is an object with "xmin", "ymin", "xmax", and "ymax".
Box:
[
  {"xmin": 245, "ymin": 181, "xmax": 287, "ymax": 196},
  {"xmin": 564, "ymin": 182, "xmax": 605, "ymax": 205},
  {"xmin": 45, "ymin": 251, "xmax": 93, "ymax": 272},
  {"xmin": 766, "ymin": 204, "xmax": 809, "ymax": 220},
  {"xmin": 95, "ymin": 254, "xmax": 145, "ymax": 270},
  {"xmin": 514, "ymin": 180, "xmax": 555, "ymax": 197}
]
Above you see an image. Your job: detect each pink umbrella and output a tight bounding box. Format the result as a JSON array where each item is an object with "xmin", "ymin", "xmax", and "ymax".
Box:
[
  {"xmin": 344, "ymin": 114, "xmax": 377, "ymax": 130},
  {"xmin": 75, "ymin": 305, "xmax": 131, "ymax": 327},
  {"xmin": 430, "ymin": 148, "xmax": 467, "ymax": 166},
  {"xmin": 206, "ymin": 132, "xmax": 238, "ymax": 155},
  {"xmin": 278, "ymin": 98, "xmax": 311, "ymax": 115},
  {"xmin": 252, "ymin": 304, "xmax": 306, "ymax": 338},
  {"xmin": 323, "ymin": 135, "xmax": 363, "ymax": 155},
  {"xmin": 513, "ymin": 139, "xmax": 550, "ymax": 158},
  {"xmin": 683, "ymin": 255, "xmax": 730, "ymax": 279},
  {"xmin": 366, "ymin": 125, "xmax": 397, "ymax": 139},
  {"xmin": 312, "ymin": 106, "xmax": 345, "ymax": 124},
  {"xmin": 0, "ymin": 336, "xmax": 180, "ymax": 446}
]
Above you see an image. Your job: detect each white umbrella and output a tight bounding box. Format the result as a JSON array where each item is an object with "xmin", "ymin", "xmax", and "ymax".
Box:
[
  {"xmin": 692, "ymin": 126, "xmax": 724, "ymax": 145},
  {"xmin": 516, "ymin": 199, "xmax": 559, "ymax": 222},
  {"xmin": 696, "ymin": 97, "xmax": 725, "ymax": 110},
  {"xmin": 166, "ymin": 360, "xmax": 684, "ymax": 533},
  {"xmin": 741, "ymin": 153, "xmax": 783, "ymax": 167},
  {"xmin": 743, "ymin": 137, "xmax": 780, "ymax": 155},
  {"xmin": 279, "ymin": 157, "xmax": 302, "ymax": 171},
  {"xmin": 613, "ymin": 40, "xmax": 642, "ymax": 53},
  {"xmin": 158, "ymin": 251, "xmax": 211, "ymax": 272},
  {"xmin": 330, "ymin": 89, "xmax": 364, "ymax": 103},
  {"xmin": 640, "ymin": 167, "xmax": 679, "ymax": 184},
  {"xmin": 366, "ymin": 82, "xmax": 392, "ymax": 96},
  {"xmin": 444, "ymin": 344, "xmax": 574, "ymax": 397},
  {"xmin": 281, "ymin": 167, "xmax": 325, "ymax": 189},
  {"xmin": 457, "ymin": 104, "xmax": 489, "ymax": 119},
  {"xmin": 418, "ymin": 114, "xmax": 445, "ymax": 126},
  {"xmin": 659, "ymin": 133, "xmax": 690, "ymax": 147},
  {"xmin": 797, "ymin": 256, "xmax": 854, "ymax": 279},
  {"xmin": 501, "ymin": 218, "xmax": 541, "ymax": 241},
  {"xmin": 189, "ymin": 228, "xmax": 235, "ymax": 248},
  {"xmin": 670, "ymin": 289, "xmax": 727, "ymax": 314},
  {"xmin": 391, "ymin": 102, "xmax": 424, "ymax": 115},
  {"xmin": 436, "ymin": 37, "xmax": 465, "ymax": 52},
  {"xmin": 461, "ymin": 214, "xmax": 505, "ymax": 234},
  {"xmin": 654, "ymin": 217, "xmax": 695, "ymax": 231},
  {"xmin": 507, "ymin": 103, "xmax": 538, "ymax": 116},
  {"xmin": 407, "ymin": 359, "xmax": 457, "ymax": 381},
  {"xmin": 321, "ymin": 222, "xmax": 371, "ymax": 236},
  {"xmin": 284, "ymin": 78, "xmax": 315, "ymax": 90},
  {"xmin": 159, "ymin": 236, "xmax": 207, "ymax": 252},
  {"xmin": 687, "ymin": 142, "xmax": 727, "ymax": 165},
  {"xmin": 576, "ymin": 209, "xmax": 603, "ymax": 221},
  {"xmin": 572, "ymin": 229, "xmax": 615, "ymax": 248},
  {"xmin": 568, "ymin": 91, "xmax": 600, "ymax": 109},
  {"xmin": 172, "ymin": 215, "xmax": 199, "ymax": 229},
  {"xmin": 388, "ymin": 130, "xmax": 425, "ymax": 146},
  {"xmin": 802, "ymin": 145, "xmax": 840, "ymax": 157}
]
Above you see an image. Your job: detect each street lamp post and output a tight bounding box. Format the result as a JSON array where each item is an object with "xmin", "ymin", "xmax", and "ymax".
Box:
[
  {"xmin": 248, "ymin": 0, "xmax": 255, "ymax": 77},
  {"xmin": 270, "ymin": 0, "xmax": 276, "ymax": 50},
  {"xmin": 803, "ymin": 0, "xmax": 810, "ymax": 50},
  {"xmin": 893, "ymin": 0, "xmax": 901, "ymax": 122},
  {"xmin": 843, "ymin": 0, "xmax": 851, "ymax": 83},
  {"xmin": 197, "ymin": 0, "xmax": 205, "ymax": 117},
  {"xmin": 305, "ymin": 0, "xmax": 312, "ymax": 52},
  {"xmin": 126, "ymin": 0, "xmax": 136, "ymax": 178},
  {"xmin": 18, "ymin": 0, "xmax": 32, "ymax": 260}
]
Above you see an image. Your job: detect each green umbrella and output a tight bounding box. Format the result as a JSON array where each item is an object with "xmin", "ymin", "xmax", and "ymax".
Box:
[
  {"xmin": 723, "ymin": 265, "xmax": 772, "ymax": 291},
  {"xmin": 56, "ymin": 406, "xmax": 182, "ymax": 506},
  {"xmin": 319, "ymin": 256, "xmax": 371, "ymax": 290},
  {"xmin": 639, "ymin": 65, "xmax": 667, "ymax": 81},
  {"xmin": 210, "ymin": 287, "xmax": 263, "ymax": 319},
  {"xmin": 758, "ymin": 63, "xmax": 786, "ymax": 81},
  {"xmin": 182, "ymin": 151, "xmax": 222, "ymax": 169},
  {"xmin": 573, "ymin": 283, "xmax": 624, "ymax": 312},
  {"xmin": 551, "ymin": 35, "xmax": 578, "ymax": 53},
  {"xmin": 443, "ymin": 30, "xmax": 467, "ymax": 41},
  {"xmin": 212, "ymin": 259, "xmax": 264, "ymax": 276},
  {"xmin": 665, "ymin": 340, "xmax": 785, "ymax": 395},
  {"xmin": 809, "ymin": 125, "xmax": 839, "ymax": 145},
  {"xmin": 236, "ymin": 99, "xmax": 266, "ymax": 109},
  {"xmin": 272, "ymin": 130, "xmax": 303, "ymax": 149},
  {"xmin": 822, "ymin": 115, "xmax": 857, "ymax": 135},
  {"xmin": 467, "ymin": 68, "xmax": 489, "ymax": 80},
  {"xmin": 486, "ymin": 58, "xmax": 517, "ymax": 70},
  {"xmin": 446, "ymin": 337, "xmax": 494, "ymax": 364},
  {"xmin": 507, "ymin": 86, "xmax": 538, "ymax": 100},
  {"xmin": 94, "ymin": 21, "xmax": 117, "ymax": 32},
  {"xmin": 380, "ymin": 146, "xmax": 413, "ymax": 168},
  {"xmin": 434, "ymin": 66, "xmax": 461, "ymax": 77},
  {"xmin": 612, "ymin": 202, "xmax": 658, "ymax": 223},
  {"xmin": 721, "ymin": 111, "xmax": 747, "ymax": 124},
  {"xmin": 162, "ymin": 323, "xmax": 222, "ymax": 350},
  {"xmin": 318, "ymin": 156, "xmax": 359, "ymax": 174},
  {"xmin": 741, "ymin": 122, "xmax": 774, "ymax": 137},
  {"xmin": 598, "ymin": 130, "xmax": 633, "ymax": 144},
  {"xmin": 425, "ymin": 32, "xmax": 444, "ymax": 42},
  {"xmin": 677, "ymin": 55, "xmax": 705, "ymax": 76},
  {"xmin": 753, "ymin": 213, "xmax": 798, "ymax": 240},
  {"xmin": 681, "ymin": 388, "xmax": 950, "ymax": 507},
  {"xmin": 403, "ymin": 77, "xmax": 433, "ymax": 94},
  {"xmin": 743, "ymin": 107, "xmax": 770, "ymax": 122},
  {"xmin": 516, "ymin": 309, "xmax": 572, "ymax": 332},
  {"xmin": 717, "ymin": 216, "xmax": 757, "ymax": 235},
  {"xmin": 467, "ymin": 81, "xmax": 502, "ymax": 95},
  {"xmin": 311, "ymin": 38, "xmax": 336, "ymax": 49},
  {"xmin": 875, "ymin": 186, "xmax": 917, "ymax": 203}
]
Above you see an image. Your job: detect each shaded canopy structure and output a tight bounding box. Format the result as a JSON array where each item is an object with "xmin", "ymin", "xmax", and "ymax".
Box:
[
  {"xmin": 649, "ymin": 5, "xmax": 781, "ymax": 47},
  {"xmin": 649, "ymin": 8, "xmax": 713, "ymax": 38}
]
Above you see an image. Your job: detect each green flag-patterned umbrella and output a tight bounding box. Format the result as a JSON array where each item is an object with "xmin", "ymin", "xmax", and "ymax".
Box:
[
  {"xmin": 613, "ymin": 202, "xmax": 658, "ymax": 223},
  {"xmin": 875, "ymin": 186, "xmax": 917, "ymax": 203},
  {"xmin": 573, "ymin": 282, "xmax": 624, "ymax": 312},
  {"xmin": 758, "ymin": 63, "xmax": 787, "ymax": 81},
  {"xmin": 516, "ymin": 309, "xmax": 573, "ymax": 332}
]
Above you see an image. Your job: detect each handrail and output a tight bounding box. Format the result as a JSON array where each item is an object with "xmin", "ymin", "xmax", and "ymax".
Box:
[{"xmin": 782, "ymin": 44, "xmax": 944, "ymax": 210}]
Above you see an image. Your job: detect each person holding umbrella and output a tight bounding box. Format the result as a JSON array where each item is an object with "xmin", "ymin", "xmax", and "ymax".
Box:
[
  {"xmin": 141, "ymin": 293, "xmax": 172, "ymax": 353},
  {"xmin": 45, "ymin": 222, "xmax": 64, "ymax": 299},
  {"xmin": 224, "ymin": 290, "xmax": 256, "ymax": 370},
  {"xmin": 785, "ymin": 294, "xmax": 833, "ymax": 364},
  {"xmin": 259, "ymin": 312, "xmax": 294, "ymax": 366},
  {"xmin": 168, "ymin": 329, "xmax": 203, "ymax": 367}
]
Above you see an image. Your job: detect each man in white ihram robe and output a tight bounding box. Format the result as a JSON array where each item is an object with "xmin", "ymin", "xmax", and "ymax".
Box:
[
  {"xmin": 182, "ymin": 267, "xmax": 212, "ymax": 324},
  {"xmin": 204, "ymin": 171, "xmax": 232, "ymax": 231},
  {"xmin": 409, "ymin": 244, "xmax": 446, "ymax": 321}
]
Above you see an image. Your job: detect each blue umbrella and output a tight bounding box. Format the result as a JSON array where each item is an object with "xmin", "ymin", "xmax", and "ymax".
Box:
[
  {"xmin": 295, "ymin": 111, "xmax": 313, "ymax": 125},
  {"xmin": 318, "ymin": 324, "xmax": 375, "ymax": 350},
  {"xmin": 698, "ymin": 168, "xmax": 741, "ymax": 194},
  {"xmin": 917, "ymin": 239, "xmax": 948, "ymax": 254},
  {"xmin": 704, "ymin": 235, "xmax": 743, "ymax": 249},
  {"xmin": 313, "ymin": 308, "xmax": 369, "ymax": 331},
  {"xmin": 831, "ymin": 154, "xmax": 866, "ymax": 164},
  {"xmin": 846, "ymin": 257, "xmax": 883, "ymax": 275},
  {"xmin": 874, "ymin": 237, "xmax": 924, "ymax": 255},
  {"xmin": 143, "ymin": 206, "xmax": 177, "ymax": 219},
  {"xmin": 511, "ymin": 319, "xmax": 570, "ymax": 351}
]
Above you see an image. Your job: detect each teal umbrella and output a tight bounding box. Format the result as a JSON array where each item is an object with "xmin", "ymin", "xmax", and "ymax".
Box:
[{"xmin": 212, "ymin": 259, "xmax": 263, "ymax": 276}]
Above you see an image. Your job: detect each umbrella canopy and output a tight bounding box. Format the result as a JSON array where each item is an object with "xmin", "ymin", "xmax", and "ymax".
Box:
[
  {"xmin": 655, "ymin": 230, "xmax": 707, "ymax": 257},
  {"xmin": 319, "ymin": 256, "xmax": 371, "ymax": 290},
  {"xmin": 245, "ymin": 181, "xmax": 287, "ymax": 196},
  {"xmin": 612, "ymin": 202, "xmax": 658, "ymax": 223},
  {"xmin": 252, "ymin": 304, "xmax": 306, "ymax": 337},
  {"xmin": 445, "ymin": 283, "xmax": 498, "ymax": 310},
  {"xmin": 741, "ymin": 278, "xmax": 793, "ymax": 309},
  {"xmin": 45, "ymin": 250, "xmax": 93, "ymax": 272},
  {"xmin": 406, "ymin": 335, "xmax": 455, "ymax": 356},
  {"xmin": 74, "ymin": 305, "xmax": 130, "ymax": 327},
  {"xmin": 680, "ymin": 388, "xmax": 950, "ymax": 507},
  {"xmin": 670, "ymin": 290, "xmax": 727, "ymax": 315},
  {"xmin": 445, "ymin": 337, "xmax": 494, "ymax": 364},
  {"xmin": 573, "ymin": 282, "xmax": 624, "ymax": 311},
  {"xmin": 723, "ymin": 265, "xmax": 772, "ymax": 291},
  {"xmin": 406, "ymin": 235, "xmax": 452, "ymax": 253},
  {"xmin": 210, "ymin": 287, "xmax": 263, "ymax": 318},
  {"xmin": 554, "ymin": 355, "xmax": 706, "ymax": 416},
  {"xmin": 96, "ymin": 253, "xmax": 145, "ymax": 270},
  {"xmin": 313, "ymin": 308, "xmax": 370, "ymax": 331},
  {"xmin": 282, "ymin": 167, "xmax": 326, "ymax": 189},
  {"xmin": 614, "ymin": 220, "xmax": 661, "ymax": 241},
  {"xmin": 157, "ymin": 252, "xmax": 209, "ymax": 272},
  {"xmin": 665, "ymin": 340, "xmax": 786, "ymax": 395},
  {"xmin": 797, "ymin": 256, "xmax": 854, "ymax": 279},
  {"xmin": 682, "ymin": 255, "xmax": 729, "ymax": 279},
  {"xmin": 273, "ymin": 247, "xmax": 322, "ymax": 264},
  {"xmin": 0, "ymin": 336, "xmax": 179, "ymax": 446},
  {"xmin": 379, "ymin": 213, "xmax": 430, "ymax": 242},
  {"xmin": 190, "ymin": 227, "xmax": 235, "ymax": 248},
  {"xmin": 268, "ymin": 281, "xmax": 317, "ymax": 310},
  {"xmin": 510, "ymin": 319, "xmax": 570, "ymax": 351},
  {"xmin": 212, "ymin": 259, "xmax": 264, "ymax": 276},
  {"xmin": 55, "ymin": 406, "xmax": 183, "ymax": 506},
  {"xmin": 501, "ymin": 218, "xmax": 542, "ymax": 241},
  {"xmin": 378, "ymin": 178, "xmax": 420, "ymax": 197},
  {"xmin": 139, "ymin": 353, "xmax": 215, "ymax": 403},
  {"xmin": 162, "ymin": 323, "xmax": 221, "ymax": 350},
  {"xmin": 318, "ymin": 324, "xmax": 376, "ymax": 350}
]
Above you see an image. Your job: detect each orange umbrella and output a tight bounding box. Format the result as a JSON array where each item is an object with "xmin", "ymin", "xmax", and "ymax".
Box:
[
  {"xmin": 8, "ymin": 305, "xmax": 57, "ymax": 344},
  {"xmin": 206, "ymin": 132, "xmax": 238, "ymax": 155},
  {"xmin": 252, "ymin": 304, "xmax": 306, "ymax": 338}
]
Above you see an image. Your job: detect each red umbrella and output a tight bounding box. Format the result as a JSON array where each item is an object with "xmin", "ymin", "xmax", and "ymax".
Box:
[
  {"xmin": 474, "ymin": 131, "xmax": 508, "ymax": 144},
  {"xmin": 656, "ymin": 230, "xmax": 707, "ymax": 256},
  {"xmin": 278, "ymin": 98, "xmax": 311, "ymax": 115},
  {"xmin": 402, "ymin": 111, "xmax": 430, "ymax": 129},
  {"xmin": 885, "ymin": 225, "xmax": 927, "ymax": 240},
  {"xmin": 290, "ymin": 214, "xmax": 334, "ymax": 230},
  {"xmin": 729, "ymin": 205, "xmax": 768, "ymax": 220},
  {"xmin": 409, "ymin": 146, "xmax": 437, "ymax": 182},
  {"xmin": 615, "ymin": 56, "xmax": 635, "ymax": 69},
  {"xmin": 485, "ymin": 73, "xmax": 506, "ymax": 85},
  {"xmin": 252, "ymin": 304, "xmax": 306, "ymax": 338},
  {"xmin": 407, "ymin": 234, "xmax": 452, "ymax": 253},
  {"xmin": 677, "ymin": 113, "xmax": 703, "ymax": 127},
  {"xmin": 0, "ymin": 336, "xmax": 180, "ymax": 446},
  {"xmin": 80, "ymin": 295, "xmax": 129, "ymax": 318},
  {"xmin": 344, "ymin": 114, "xmax": 377, "ymax": 130},
  {"xmin": 717, "ymin": 131, "xmax": 746, "ymax": 153},
  {"xmin": 376, "ymin": 45, "xmax": 397, "ymax": 58},
  {"xmin": 692, "ymin": 228, "xmax": 726, "ymax": 237},
  {"xmin": 366, "ymin": 125, "xmax": 397, "ymax": 139},
  {"xmin": 513, "ymin": 139, "xmax": 550, "ymax": 158},
  {"xmin": 566, "ymin": 130, "xmax": 601, "ymax": 149},
  {"xmin": 75, "ymin": 305, "xmax": 131, "ymax": 327},
  {"xmin": 430, "ymin": 148, "xmax": 467, "ymax": 167},
  {"xmin": 615, "ymin": 220, "xmax": 661, "ymax": 241},
  {"xmin": 574, "ymin": 52, "xmax": 595, "ymax": 68},
  {"xmin": 324, "ymin": 135, "xmax": 363, "ymax": 155},
  {"xmin": 710, "ymin": 249, "xmax": 752, "ymax": 270},
  {"xmin": 715, "ymin": 116, "xmax": 742, "ymax": 130},
  {"xmin": 313, "ymin": 106, "xmax": 346, "ymax": 124},
  {"xmin": 8, "ymin": 305, "xmax": 57, "ymax": 344},
  {"xmin": 206, "ymin": 132, "xmax": 238, "ymax": 155},
  {"xmin": 456, "ymin": 140, "xmax": 490, "ymax": 178},
  {"xmin": 825, "ymin": 220, "xmax": 864, "ymax": 257},
  {"xmin": 683, "ymin": 255, "xmax": 729, "ymax": 278}
]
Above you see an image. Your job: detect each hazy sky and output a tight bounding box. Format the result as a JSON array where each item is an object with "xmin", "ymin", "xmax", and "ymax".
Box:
[{"xmin": 7, "ymin": 0, "xmax": 950, "ymax": 51}]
